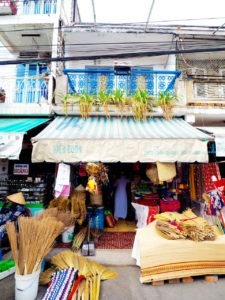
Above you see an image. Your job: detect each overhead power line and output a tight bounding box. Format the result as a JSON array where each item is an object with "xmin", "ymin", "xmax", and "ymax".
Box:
[{"xmin": 1, "ymin": 46, "xmax": 225, "ymax": 65}]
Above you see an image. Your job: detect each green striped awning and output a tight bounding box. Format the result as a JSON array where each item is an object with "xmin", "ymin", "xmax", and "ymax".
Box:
[
  {"xmin": 0, "ymin": 118, "xmax": 49, "ymax": 133},
  {"xmin": 0, "ymin": 118, "xmax": 49, "ymax": 159},
  {"xmin": 31, "ymin": 116, "xmax": 211, "ymax": 163}
]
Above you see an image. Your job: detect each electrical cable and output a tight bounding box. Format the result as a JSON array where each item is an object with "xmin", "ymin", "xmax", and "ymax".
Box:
[{"xmin": 1, "ymin": 46, "xmax": 225, "ymax": 65}]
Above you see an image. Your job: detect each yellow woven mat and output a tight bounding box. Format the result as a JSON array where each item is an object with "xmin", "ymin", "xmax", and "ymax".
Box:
[{"xmin": 104, "ymin": 219, "xmax": 136, "ymax": 232}]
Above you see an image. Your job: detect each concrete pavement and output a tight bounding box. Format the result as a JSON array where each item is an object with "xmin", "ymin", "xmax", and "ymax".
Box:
[{"xmin": 1, "ymin": 248, "xmax": 225, "ymax": 300}]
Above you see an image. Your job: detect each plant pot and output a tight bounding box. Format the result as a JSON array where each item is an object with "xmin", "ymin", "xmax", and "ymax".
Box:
[{"xmin": 0, "ymin": 95, "xmax": 5, "ymax": 103}]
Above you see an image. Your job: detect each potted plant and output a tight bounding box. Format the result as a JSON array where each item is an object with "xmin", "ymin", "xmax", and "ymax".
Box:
[
  {"xmin": 78, "ymin": 90, "xmax": 95, "ymax": 118},
  {"xmin": 131, "ymin": 88, "xmax": 154, "ymax": 121},
  {"xmin": 156, "ymin": 91, "xmax": 179, "ymax": 120},
  {"xmin": 54, "ymin": 92, "xmax": 78, "ymax": 115},
  {"xmin": 0, "ymin": 87, "xmax": 6, "ymax": 103},
  {"xmin": 97, "ymin": 90, "xmax": 111, "ymax": 117},
  {"xmin": 109, "ymin": 88, "xmax": 130, "ymax": 116}
]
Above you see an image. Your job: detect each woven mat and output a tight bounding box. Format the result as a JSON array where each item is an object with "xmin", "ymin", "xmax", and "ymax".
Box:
[
  {"xmin": 95, "ymin": 232, "xmax": 135, "ymax": 249},
  {"xmin": 104, "ymin": 219, "xmax": 136, "ymax": 233}
]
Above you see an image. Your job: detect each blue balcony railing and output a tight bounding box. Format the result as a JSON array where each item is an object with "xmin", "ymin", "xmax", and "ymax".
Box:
[
  {"xmin": 16, "ymin": 77, "xmax": 48, "ymax": 103},
  {"xmin": 22, "ymin": 0, "xmax": 57, "ymax": 15},
  {"xmin": 63, "ymin": 68, "xmax": 181, "ymax": 96}
]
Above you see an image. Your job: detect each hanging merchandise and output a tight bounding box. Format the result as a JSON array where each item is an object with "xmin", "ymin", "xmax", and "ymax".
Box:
[
  {"xmin": 86, "ymin": 176, "xmax": 98, "ymax": 194},
  {"xmin": 156, "ymin": 162, "xmax": 176, "ymax": 182},
  {"xmin": 202, "ymin": 162, "xmax": 221, "ymax": 193},
  {"xmin": 86, "ymin": 162, "xmax": 109, "ymax": 185},
  {"xmin": 70, "ymin": 185, "xmax": 87, "ymax": 226},
  {"xmin": 55, "ymin": 163, "xmax": 71, "ymax": 198},
  {"xmin": 95, "ymin": 162, "xmax": 109, "ymax": 185},
  {"xmin": 86, "ymin": 163, "xmax": 99, "ymax": 175},
  {"xmin": 78, "ymin": 163, "xmax": 87, "ymax": 177},
  {"xmin": 146, "ymin": 163, "xmax": 160, "ymax": 185}
]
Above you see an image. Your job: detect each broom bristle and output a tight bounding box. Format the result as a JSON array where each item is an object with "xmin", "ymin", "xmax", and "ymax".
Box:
[{"xmin": 7, "ymin": 216, "xmax": 64, "ymax": 275}]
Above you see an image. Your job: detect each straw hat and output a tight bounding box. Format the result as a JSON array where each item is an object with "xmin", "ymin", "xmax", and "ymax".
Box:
[
  {"xmin": 7, "ymin": 192, "xmax": 26, "ymax": 205},
  {"xmin": 75, "ymin": 184, "xmax": 86, "ymax": 192}
]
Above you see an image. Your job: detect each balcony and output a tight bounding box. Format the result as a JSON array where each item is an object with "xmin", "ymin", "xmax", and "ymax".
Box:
[
  {"xmin": 21, "ymin": 0, "xmax": 56, "ymax": 15},
  {"xmin": 63, "ymin": 68, "xmax": 181, "ymax": 97},
  {"xmin": 0, "ymin": 0, "xmax": 17, "ymax": 15}
]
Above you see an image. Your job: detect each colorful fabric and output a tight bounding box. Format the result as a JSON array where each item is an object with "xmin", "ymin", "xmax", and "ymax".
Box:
[
  {"xmin": 194, "ymin": 164, "xmax": 204, "ymax": 201},
  {"xmin": 202, "ymin": 162, "xmax": 221, "ymax": 193},
  {"xmin": 114, "ymin": 176, "xmax": 130, "ymax": 219},
  {"xmin": 0, "ymin": 203, "xmax": 27, "ymax": 238},
  {"xmin": 189, "ymin": 164, "xmax": 196, "ymax": 200},
  {"xmin": 208, "ymin": 190, "xmax": 224, "ymax": 216},
  {"xmin": 42, "ymin": 267, "xmax": 77, "ymax": 300}
]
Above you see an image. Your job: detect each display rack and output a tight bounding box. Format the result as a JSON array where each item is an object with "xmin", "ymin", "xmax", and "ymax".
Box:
[{"xmin": 0, "ymin": 175, "xmax": 47, "ymax": 205}]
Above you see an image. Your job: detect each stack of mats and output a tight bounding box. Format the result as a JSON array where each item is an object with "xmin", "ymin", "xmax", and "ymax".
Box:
[{"xmin": 133, "ymin": 221, "xmax": 225, "ymax": 283}]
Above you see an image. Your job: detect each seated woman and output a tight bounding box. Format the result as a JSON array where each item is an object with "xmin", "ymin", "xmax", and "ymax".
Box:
[{"xmin": 0, "ymin": 192, "xmax": 28, "ymax": 242}]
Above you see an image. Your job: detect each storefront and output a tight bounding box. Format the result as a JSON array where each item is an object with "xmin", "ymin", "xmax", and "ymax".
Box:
[
  {"xmin": 29, "ymin": 116, "xmax": 214, "ymax": 224},
  {"xmin": 0, "ymin": 117, "xmax": 54, "ymax": 213}
]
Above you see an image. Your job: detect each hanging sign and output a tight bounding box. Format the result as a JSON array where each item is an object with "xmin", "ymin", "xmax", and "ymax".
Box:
[{"xmin": 13, "ymin": 164, "xmax": 29, "ymax": 175}]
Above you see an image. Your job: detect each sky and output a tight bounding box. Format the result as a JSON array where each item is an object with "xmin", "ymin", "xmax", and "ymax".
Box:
[{"xmin": 77, "ymin": 0, "xmax": 225, "ymax": 26}]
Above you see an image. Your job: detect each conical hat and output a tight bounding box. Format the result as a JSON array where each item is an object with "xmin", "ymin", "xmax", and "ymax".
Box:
[
  {"xmin": 7, "ymin": 192, "xmax": 25, "ymax": 205},
  {"xmin": 75, "ymin": 184, "xmax": 86, "ymax": 192}
]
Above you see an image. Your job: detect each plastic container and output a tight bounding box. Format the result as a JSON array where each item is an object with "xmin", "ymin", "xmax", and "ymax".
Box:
[
  {"xmin": 15, "ymin": 268, "xmax": 41, "ymax": 300},
  {"xmin": 62, "ymin": 225, "xmax": 75, "ymax": 243}
]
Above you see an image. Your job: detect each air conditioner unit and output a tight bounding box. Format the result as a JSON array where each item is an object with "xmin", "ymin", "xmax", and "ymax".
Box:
[
  {"xmin": 19, "ymin": 51, "xmax": 39, "ymax": 59},
  {"xmin": 19, "ymin": 51, "xmax": 51, "ymax": 59}
]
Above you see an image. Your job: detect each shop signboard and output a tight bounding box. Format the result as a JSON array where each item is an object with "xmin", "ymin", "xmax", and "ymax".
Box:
[{"xmin": 13, "ymin": 164, "xmax": 29, "ymax": 175}]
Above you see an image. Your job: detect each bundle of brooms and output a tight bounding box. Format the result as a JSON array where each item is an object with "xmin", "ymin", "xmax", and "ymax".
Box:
[
  {"xmin": 39, "ymin": 249, "xmax": 118, "ymax": 300},
  {"xmin": 155, "ymin": 209, "xmax": 217, "ymax": 241},
  {"xmin": 6, "ymin": 216, "xmax": 64, "ymax": 275},
  {"xmin": 37, "ymin": 207, "xmax": 75, "ymax": 228}
]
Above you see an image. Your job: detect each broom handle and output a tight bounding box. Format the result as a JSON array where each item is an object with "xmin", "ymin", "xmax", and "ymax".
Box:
[
  {"xmin": 87, "ymin": 219, "xmax": 90, "ymax": 243},
  {"xmin": 68, "ymin": 275, "xmax": 85, "ymax": 300}
]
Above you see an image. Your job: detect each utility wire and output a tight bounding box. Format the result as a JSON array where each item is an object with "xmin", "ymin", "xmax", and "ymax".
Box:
[{"xmin": 1, "ymin": 46, "xmax": 225, "ymax": 65}]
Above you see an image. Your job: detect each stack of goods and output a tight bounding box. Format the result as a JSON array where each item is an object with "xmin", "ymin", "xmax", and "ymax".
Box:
[
  {"xmin": 133, "ymin": 209, "xmax": 225, "ymax": 283},
  {"xmin": 155, "ymin": 209, "xmax": 216, "ymax": 241},
  {"xmin": 48, "ymin": 195, "xmax": 71, "ymax": 211},
  {"xmin": 0, "ymin": 260, "xmax": 15, "ymax": 280},
  {"xmin": 39, "ymin": 250, "xmax": 118, "ymax": 300},
  {"xmin": 70, "ymin": 184, "xmax": 87, "ymax": 226},
  {"xmin": 38, "ymin": 207, "xmax": 75, "ymax": 229},
  {"xmin": 132, "ymin": 187, "xmax": 160, "ymax": 227}
]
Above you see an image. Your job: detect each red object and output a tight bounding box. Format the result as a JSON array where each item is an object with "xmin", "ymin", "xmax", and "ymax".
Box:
[
  {"xmin": 160, "ymin": 199, "xmax": 181, "ymax": 212},
  {"xmin": 146, "ymin": 206, "xmax": 160, "ymax": 224},
  {"xmin": 68, "ymin": 275, "xmax": 85, "ymax": 300},
  {"xmin": 105, "ymin": 214, "xmax": 116, "ymax": 228}
]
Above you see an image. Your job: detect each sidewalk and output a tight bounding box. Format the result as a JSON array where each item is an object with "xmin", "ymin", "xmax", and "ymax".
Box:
[{"xmin": 2, "ymin": 247, "xmax": 225, "ymax": 300}]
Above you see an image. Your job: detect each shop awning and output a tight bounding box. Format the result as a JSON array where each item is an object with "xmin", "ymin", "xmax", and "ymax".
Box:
[
  {"xmin": 198, "ymin": 126, "xmax": 225, "ymax": 157},
  {"xmin": 31, "ymin": 116, "xmax": 211, "ymax": 163},
  {"xmin": 0, "ymin": 118, "xmax": 50, "ymax": 160}
]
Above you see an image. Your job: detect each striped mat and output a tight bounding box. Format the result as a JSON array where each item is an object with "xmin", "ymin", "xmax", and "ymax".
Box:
[{"xmin": 95, "ymin": 232, "xmax": 135, "ymax": 249}]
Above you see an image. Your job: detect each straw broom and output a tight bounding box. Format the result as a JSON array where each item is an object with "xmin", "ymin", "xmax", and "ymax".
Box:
[
  {"xmin": 5, "ymin": 222, "xmax": 19, "ymax": 273},
  {"xmin": 38, "ymin": 207, "xmax": 75, "ymax": 228},
  {"xmin": 6, "ymin": 216, "xmax": 64, "ymax": 275},
  {"xmin": 50, "ymin": 250, "xmax": 118, "ymax": 300}
]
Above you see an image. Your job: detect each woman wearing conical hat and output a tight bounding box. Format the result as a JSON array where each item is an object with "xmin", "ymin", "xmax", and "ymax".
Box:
[{"xmin": 0, "ymin": 192, "xmax": 28, "ymax": 241}]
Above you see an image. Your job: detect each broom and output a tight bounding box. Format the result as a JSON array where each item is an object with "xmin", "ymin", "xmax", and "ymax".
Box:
[
  {"xmin": 5, "ymin": 222, "xmax": 19, "ymax": 274},
  {"xmin": 6, "ymin": 216, "xmax": 64, "ymax": 275},
  {"xmin": 50, "ymin": 250, "xmax": 118, "ymax": 300}
]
